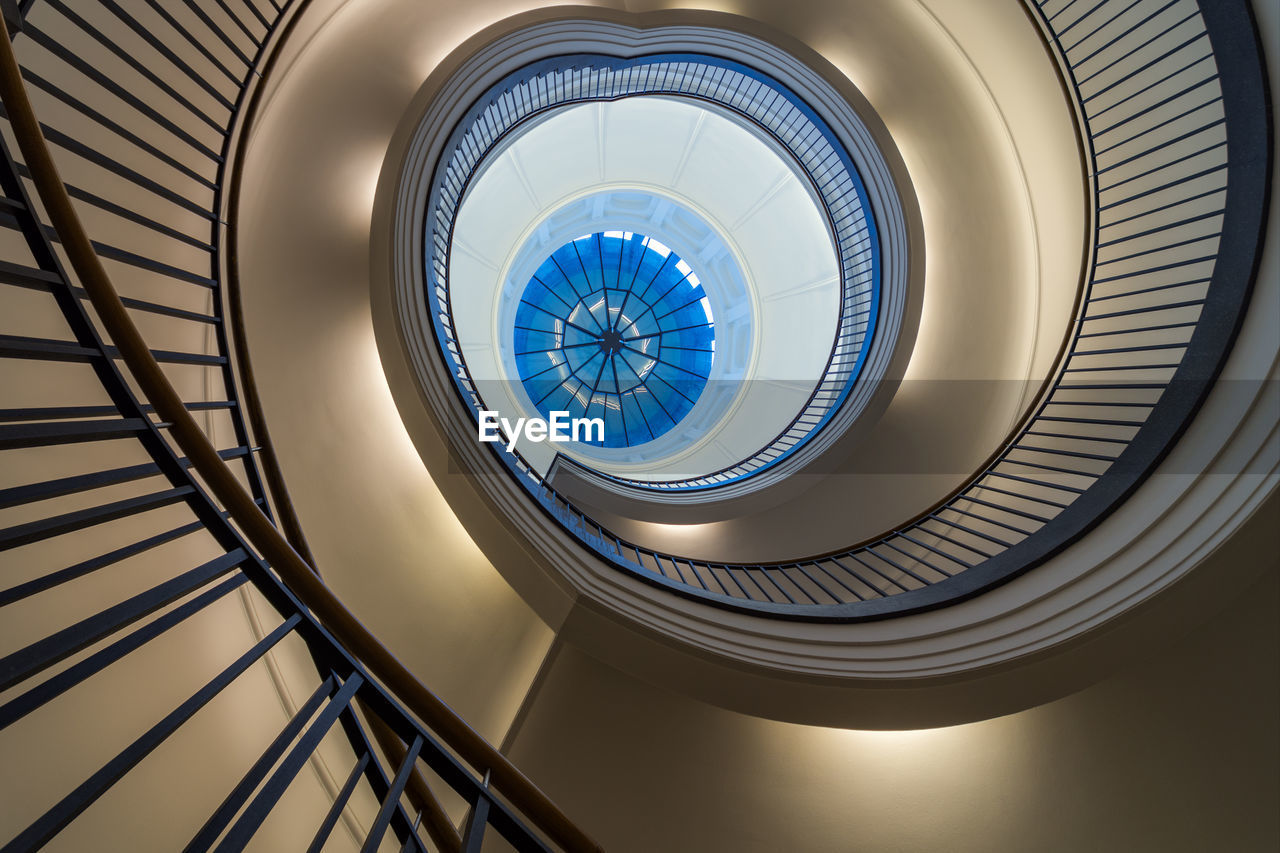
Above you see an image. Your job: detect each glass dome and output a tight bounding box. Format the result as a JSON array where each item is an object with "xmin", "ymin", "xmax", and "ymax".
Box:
[{"xmin": 513, "ymin": 231, "xmax": 715, "ymax": 447}]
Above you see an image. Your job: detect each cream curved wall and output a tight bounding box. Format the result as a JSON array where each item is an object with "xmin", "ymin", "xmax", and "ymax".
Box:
[
  {"xmin": 242, "ymin": 0, "xmax": 1083, "ymax": 597},
  {"xmin": 510, "ymin": 562, "xmax": 1279, "ymax": 853},
  {"xmin": 497, "ymin": 6, "xmax": 1277, "ymax": 848},
  {"xmin": 235, "ymin": 0, "xmax": 1277, "ymax": 688},
  {"xmin": 236, "ymin": 0, "xmax": 568, "ymax": 746},
  {"xmin": 226, "ymin": 0, "xmax": 1275, "ymax": 849}
]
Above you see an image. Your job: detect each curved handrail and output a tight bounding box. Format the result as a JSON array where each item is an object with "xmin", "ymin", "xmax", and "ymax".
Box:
[
  {"xmin": 219, "ymin": 0, "xmax": 322, "ymax": 572},
  {"xmin": 0, "ymin": 10, "xmax": 600, "ymax": 853},
  {"xmin": 215, "ymin": 8, "xmax": 461, "ymax": 850}
]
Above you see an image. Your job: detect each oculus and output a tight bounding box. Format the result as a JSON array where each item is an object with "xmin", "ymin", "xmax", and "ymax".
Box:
[{"xmin": 512, "ymin": 232, "xmax": 715, "ymax": 448}]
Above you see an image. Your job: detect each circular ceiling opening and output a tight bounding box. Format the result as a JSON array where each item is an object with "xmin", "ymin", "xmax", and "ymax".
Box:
[
  {"xmin": 431, "ymin": 56, "xmax": 892, "ymax": 491},
  {"xmin": 513, "ymin": 231, "xmax": 715, "ymax": 448},
  {"xmin": 385, "ymin": 20, "xmax": 916, "ymax": 621}
]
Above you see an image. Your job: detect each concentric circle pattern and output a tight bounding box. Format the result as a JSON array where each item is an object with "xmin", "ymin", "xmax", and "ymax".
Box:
[
  {"xmin": 514, "ymin": 232, "xmax": 715, "ymax": 447},
  {"xmin": 427, "ymin": 51, "xmax": 891, "ymax": 491}
]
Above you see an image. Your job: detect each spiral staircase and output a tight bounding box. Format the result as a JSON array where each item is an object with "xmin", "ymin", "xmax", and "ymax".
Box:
[{"xmin": 0, "ymin": 0, "xmax": 1275, "ymax": 851}]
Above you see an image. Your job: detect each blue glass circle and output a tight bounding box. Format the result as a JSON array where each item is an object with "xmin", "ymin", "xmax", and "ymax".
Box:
[{"xmin": 513, "ymin": 232, "xmax": 715, "ymax": 448}]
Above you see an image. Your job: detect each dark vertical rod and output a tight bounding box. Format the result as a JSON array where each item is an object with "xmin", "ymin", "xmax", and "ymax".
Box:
[
  {"xmin": 184, "ymin": 677, "xmax": 335, "ymax": 851},
  {"xmin": 211, "ymin": 674, "xmax": 364, "ymax": 852},
  {"xmin": 2, "ymin": 614, "xmax": 301, "ymax": 852},
  {"xmin": 305, "ymin": 753, "xmax": 372, "ymax": 853},
  {"xmin": 360, "ymin": 734, "xmax": 426, "ymax": 853},
  {"xmin": 460, "ymin": 773, "xmax": 493, "ymax": 853}
]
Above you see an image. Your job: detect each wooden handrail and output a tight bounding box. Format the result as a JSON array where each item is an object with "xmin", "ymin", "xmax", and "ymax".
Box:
[
  {"xmin": 205, "ymin": 10, "xmax": 461, "ymax": 846},
  {"xmin": 0, "ymin": 14, "xmax": 600, "ymax": 853}
]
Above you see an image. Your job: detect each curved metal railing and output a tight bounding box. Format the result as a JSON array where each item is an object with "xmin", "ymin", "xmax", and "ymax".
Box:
[
  {"xmin": 425, "ymin": 53, "xmax": 882, "ymax": 493},
  {"xmin": 426, "ymin": 0, "xmax": 1271, "ymax": 619},
  {"xmin": 0, "ymin": 2, "xmax": 599, "ymax": 851}
]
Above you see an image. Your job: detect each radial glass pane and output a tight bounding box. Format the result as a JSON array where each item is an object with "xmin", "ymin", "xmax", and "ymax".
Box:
[{"xmin": 514, "ymin": 232, "xmax": 715, "ymax": 447}]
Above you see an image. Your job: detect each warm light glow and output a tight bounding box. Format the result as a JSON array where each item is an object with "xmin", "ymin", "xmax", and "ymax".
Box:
[
  {"xmin": 648, "ymin": 521, "xmax": 715, "ymax": 533},
  {"xmin": 840, "ymin": 724, "xmax": 959, "ymax": 744},
  {"xmin": 812, "ymin": 713, "xmax": 1029, "ymax": 767},
  {"xmin": 338, "ymin": 143, "xmax": 386, "ymax": 235},
  {"xmin": 352, "ymin": 318, "xmax": 485, "ymax": 560}
]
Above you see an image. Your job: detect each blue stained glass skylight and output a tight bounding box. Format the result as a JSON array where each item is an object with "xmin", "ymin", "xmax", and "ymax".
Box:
[{"xmin": 513, "ymin": 232, "xmax": 715, "ymax": 448}]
